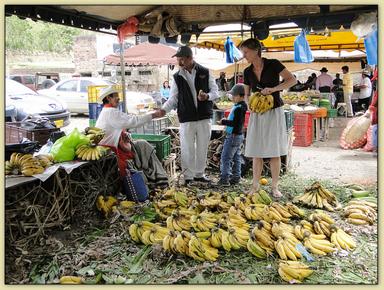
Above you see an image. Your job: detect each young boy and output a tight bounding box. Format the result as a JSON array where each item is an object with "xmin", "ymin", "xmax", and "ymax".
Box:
[{"xmin": 216, "ymin": 84, "xmax": 248, "ymax": 186}]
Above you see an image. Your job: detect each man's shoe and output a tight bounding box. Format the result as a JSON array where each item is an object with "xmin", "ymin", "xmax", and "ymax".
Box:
[
  {"xmin": 184, "ymin": 179, "xmax": 193, "ymax": 186},
  {"xmin": 216, "ymin": 179, "xmax": 230, "ymax": 187},
  {"xmin": 194, "ymin": 176, "xmax": 211, "ymax": 183},
  {"xmin": 229, "ymin": 178, "xmax": 240, "ymax": 185}
]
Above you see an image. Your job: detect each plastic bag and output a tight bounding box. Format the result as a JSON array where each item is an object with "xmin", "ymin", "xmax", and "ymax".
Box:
[
  {"xmin": 350, "ymin": 11, "xmax": 377, "ymax": 39},
  {"xmin": 364, "ymin": 29, "xmax": 377, "ymax": 65},
  {"xmin": 50, "ymin": 128, "xmax": 89, "ymax": 162},
  {"xmin": 294, "ymin": 30, "xmax": 314, "ymax": 63}
]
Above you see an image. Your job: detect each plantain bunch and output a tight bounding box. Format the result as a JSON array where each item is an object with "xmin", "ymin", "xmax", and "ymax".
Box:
[
  {"xmin": 84, "ymin": 126, "xmax": 105, "ymax": 145},
  {"xmin": 249, "ymin": 189, "xmax": 273, "ymax": 205},
  {"xmin": 278, "ymin": 261, "xmax": 314, "ymax": 284},
  {"xmin": 6, "ymin": 153, "xmax": 46, "ymax": 176},
  {"xmin": 293, "ymin": 181, "xmax": 338, "ymax": 211},
  {"xmin": 343, "ymin": 200, "xmax": 377, "ymax": 225},
  {"xmin": 76, "ymin": 144, "xmax": 107, "ymax": 161},
  {"xmin": 248, "ymin": 92, "xmax": 274, "ymax": 113}
]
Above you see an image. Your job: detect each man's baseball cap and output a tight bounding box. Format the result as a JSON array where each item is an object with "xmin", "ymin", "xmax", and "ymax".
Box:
[
  {"xmin": 228, "ymin": 84, "xmax": 245, "ymax": 96},
  {"xmin": 172, "ymin": 46, "xmax": 193, "ymax": 57}
]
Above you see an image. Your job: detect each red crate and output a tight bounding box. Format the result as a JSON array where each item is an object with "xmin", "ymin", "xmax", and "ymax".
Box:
[
  {"xmin": 224, "ymin": 110, "xmax": 250, "ymax": 128},
  {"xmin": 293, "ymin": 113, "xmax": 312, "ymax": 147}
]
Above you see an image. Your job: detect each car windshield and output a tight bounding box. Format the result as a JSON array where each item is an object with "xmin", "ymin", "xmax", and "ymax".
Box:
[{"xmin": 6, "ymin": 79, "xmax": 37, "ymax": 96}]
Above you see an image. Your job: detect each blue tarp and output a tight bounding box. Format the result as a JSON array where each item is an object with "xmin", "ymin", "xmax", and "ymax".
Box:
[
  {"xmin": 364, "ymin": 29, "xmax": 377, "ymax": 65},
  {"xmin": 294, "ymin": 30, "xmax": 314, "ymax": 63}
]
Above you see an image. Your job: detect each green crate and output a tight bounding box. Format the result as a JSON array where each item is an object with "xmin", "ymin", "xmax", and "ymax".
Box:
[
  {"xmin": 327, "ymin": 108, "xmax": 338, "ymax": 118},
  {"xmin": 311, "ymin": 98, "xmax": 320, "ymax": 106},
  {"xmin": 131, "ymin": 133, "xmax": 171, "ymax": 161}
]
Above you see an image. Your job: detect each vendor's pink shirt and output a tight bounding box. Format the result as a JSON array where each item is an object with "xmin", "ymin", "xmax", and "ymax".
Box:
[{"xmin": 315, "ymin": 73, "xmax": 333, "ymax": 90}]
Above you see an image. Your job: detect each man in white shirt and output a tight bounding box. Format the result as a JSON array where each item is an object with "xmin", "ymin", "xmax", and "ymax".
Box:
[
  {"xmin": 358, "ymin": 70, "xmax": 372, "ymax": 111},
  {"xmin": 159, "ymin": 46, "xmax": 220, "ymax": 185},
  {"xmin": 315, "ymin": 67, "xmax": 333, "ymax": 92}
]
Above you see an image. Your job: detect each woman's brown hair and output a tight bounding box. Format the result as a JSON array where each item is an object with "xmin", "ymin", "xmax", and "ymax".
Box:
[{"xmin": 239, "ymin": 38, "xmax": 262, "ymax": 57}]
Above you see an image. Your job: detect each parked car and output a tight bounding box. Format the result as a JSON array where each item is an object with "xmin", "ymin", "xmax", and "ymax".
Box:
[
  {"xmin": 9, "ymin": 74, "xmax": 36, "ymax": 91},
  {"xmin": 38, "ymin": 77, "xmax": 156, "ymax": 115},
  {"xmin": 5, "ymin": 79, "xmax": 70, "ymax": 128}
]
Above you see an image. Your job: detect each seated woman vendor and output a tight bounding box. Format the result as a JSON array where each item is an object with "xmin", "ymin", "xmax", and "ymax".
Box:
[{"xmin": 95, "ymin": 86, "xmax": 168, "ymax": 188}]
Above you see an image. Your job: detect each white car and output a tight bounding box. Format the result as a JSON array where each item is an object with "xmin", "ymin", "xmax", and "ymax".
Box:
[{"xmin": 38, "ymin": 77, "xmax": 155, "ymax": 115}]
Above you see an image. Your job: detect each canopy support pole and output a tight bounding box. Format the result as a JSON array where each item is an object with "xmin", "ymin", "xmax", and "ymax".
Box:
[
  {"xmin": 101, "ymin": 61, "xmax": 106, "ymax": 78},
  {"xmin": 119, "ymin": 43, "xmax": 127, "ymax": 113}
]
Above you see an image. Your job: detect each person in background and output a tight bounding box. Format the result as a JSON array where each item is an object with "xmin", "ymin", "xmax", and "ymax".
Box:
[
  {"xmin": 341, "ymin": 65, "xmax": 354, "ymax": 117},
  {"xmin": 307, "ymin": 73, "xmax": 317, "ymax": 90},
  {"xmin": 289, "ymin": 74, "xmax": 304, "ymax": 92},
  {"xmin": 316, "ymin": 67, "xmax": 333, "ymax": 92},
  {"xmin": 216, "ymin": 84, "xmax": 247, "ymax": 186},
  {"xmin": 357, "ymin": 70, "xmax": 373, "ymax": 111},
  {"xmin": 239, "ymin": 38, "xmax": 296, "ymax": 198},
  {"xmin": 332, "ymin": 73, "xmax": 344, "ymax": 108},
  {"xmin": 159, "ymin": 46, "xmax": 220, "ymax": 185},
  {"xmin": 160, "ymin": 80, "xmax": 171, "ymax": 103},
  {"xmin": 217, "ymin": 72, "xmax": 229, "ymax": 91}
]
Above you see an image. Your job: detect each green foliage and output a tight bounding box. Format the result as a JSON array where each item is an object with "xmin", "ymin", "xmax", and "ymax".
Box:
[{"xmin": 6, "ymin": 15, "xmax": 82, "ymax": 53}]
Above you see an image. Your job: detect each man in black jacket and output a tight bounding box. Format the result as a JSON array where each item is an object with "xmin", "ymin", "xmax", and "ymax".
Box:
[{"xmin": 159, "ymin": 46, "xmax": 219, "ymax": 184}]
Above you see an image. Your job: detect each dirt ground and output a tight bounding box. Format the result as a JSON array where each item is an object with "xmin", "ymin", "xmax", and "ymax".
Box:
[{"xmin": 64, "ymin": 115, "xmax": 378, "ymax": 186}]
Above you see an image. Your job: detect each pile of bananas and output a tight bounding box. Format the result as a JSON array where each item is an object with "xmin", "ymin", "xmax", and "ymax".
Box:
[
  {"xmin": 5, "ymin": 152, "xmax": 51, "ymax": 176},
  {"xmin": 96, "ymin": 195, "xmax": 118, "ymax": 217},
  {"xmin": 343, "ymin": 200, "xmax": 377, "ymax": 225},
  {"xmin": 293, "ymin": 182, "xmax": 338, "ymax": 211},
  {"xmin": 84, "ymin": 126, "xmax": 105, "ymax": 145},
  {"xmin": 307, "ymin": 211, "xmax": 335, "ymax": 237},
  {"xmin": 248, "ymin": 92, "xmax": 274, "ymax": 113},
  {"xmin": 76, "ymin": 144, "xmax": 108, "ymax": 161},
  {"xmin": 278, "ymin": 261, "xmax": 314, "ymax": 283},
  {"xmin": 330, "ymin": 225, "xmax": 356, "ymax": 250},
  {"xmin": 302, "ymin": 231, "xmax": 336, "ymax": 256}
]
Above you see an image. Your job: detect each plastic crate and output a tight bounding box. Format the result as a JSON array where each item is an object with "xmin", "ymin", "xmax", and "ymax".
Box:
[
  {"xmin": 6, "ymin": 122, "xmax": 59, "ymax": 145},
  {"xmin": 313, "ymin": 107, "xmax": 328, "ymax": 118},
  {"xmin": 284, "ymin": 110, "xmax": 294, "ymax": 131},
  {"xmin": 88, "ymin": 84, "xmax": 123, "ymax": 103},
  {"xmin": 293, "ymin": 113, "xmax": 312, "ymax": 147},
  {"xmin": 327, "ymin": 108, "xmax": 338, "ymax": 118},
  {"xmin": 89, "ymin": 119, "xmax": 97, "ymax": 127},
  {"xmin": 131, "ymin": 133, "xmax": 171, "ymax": 161},
  {"xmin": 88, "ymin": 103, "xmax": 104, "ymax": 120},
  {"xmin": 311, "ymin": 98, "xmax": 320, "ymax": 106},
  {"xmin": 131, "ymin": 117, "xmax": 171, "ymax": 134}
]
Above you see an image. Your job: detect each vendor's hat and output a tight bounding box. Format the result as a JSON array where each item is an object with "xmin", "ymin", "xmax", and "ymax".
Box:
[
  {"xmin": 320, "ymin": 67, "xmax": 328, "ymax": 72},
  {"xmin": 228, "ymin": 84, "xmax": 245, "ymax": 96},
  {"xmin": 98, "ymin": 86, "xmax": 119, "ymax": 103},
  {"xmin": 362, "ymin": 69, "xmax": 370, "ymax": 75},
  {"xmin": 172, "ymin": 46, "xmax": 193, "ymax": 57}
]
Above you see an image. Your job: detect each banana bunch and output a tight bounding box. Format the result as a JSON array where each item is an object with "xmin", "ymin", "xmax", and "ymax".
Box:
[
  {"xmin": 35, "ymin": 154, "xmax": 54, "ymax": 168},
  {"xmin": 274, "ymin": 236, "xmax": 303, "ymax": 260},
  {"xmin": 260, "ymin": 205, "xmax": 290, "ymax": 223},
  {"xmin": 271, "ymin": 202, "xmax": 292, "ymax": 219},
  {"xmin": 59, "ymin": 276, "xmax": 83, "ymax": 284},
  {"xmin": 188, "ymin": 235, "xmax": 219, "ymax": 261},
  {"xmin": 293, "ymin": 182, "xmax": 338, "ymax": 211},
  {"xmin": 244, "ymin": 204, "xmax": 267, "ymax": 220},
  {"xmin": 129, "ymin": 221, "xmax": 167, "ymax": 244},
  {"xmin": 278, "ymin": 261, "xmax": 314, "ymax": 283},
  {"xmin": 294, "ymin": 224, "xmax": 319, "ymax": 240},
  {"xmin": 226, "ymin": 226, "xmax": 249, "ymax": 249},
  {"xmin": 251, "ymin": 223, "xmax": 275, "ymax": 254},
  {"xmin": 300, "ymin": 220, "xmax": 314, "ymax": 233},
  {"xmin": 271, "ymin": 221, "xmax": 295, "ymax": 239},
  {"xmin": 330, "ymin": 226, "xmax": 356, "ymax": 251},
  {"xmin": 247, "ymin": 233, "xmax": 268, "ymax": 259},
  {"xmin": 84, "ymin": 126, "xmax": 105, "ymax": 145},
  {"xmin": 224, "ymin": 211, "xmax": 251, "ymax": 231},
  {"xmin": 234, "ymin": 195, "xmax": 251, "ymax": 211},
  {"xmin": 190, "ymin": 211, "xmax": 218, "ymax": 232},
  {"xmin": 248, "ymin": 92, "xmax": 274, "ymax": 114},
  {"xmin": 166, "ymin": 213, "xmax": 192, "ymax": 231},
  {"xmin": 209, "ymin": 227, "xmax": 225, "ymax": 248},
  {"xmin": 285, "ymin": 202, "xmax": 306, "ymax": 218},
  {"xmin": 308, "ymin": 211, "xmax": 335, "ymax": 237},
  {"xmin": 218, "ymin": 200, "xmax": 231, "ymax": 211},
  {"xmin": 96, "ymin": 195, "xmax": 118, "ymax": 217},
  {"xmin": 162, "ymin": 230, "xmax": 179, "ymax": 253},
  {"xmin": 343, "ymin": 200, "xmax": 377, "ymax": 225},
  {"xmin": 198, "ymin": 194, "xmax": 222, "ymax": 208},
  {"xmin": 154, "ymin": 203, "xmax": 177, "ymax": 219},
  {"xmin": 76, "ymin": 144, "xmax": 105, "ymax": 161},
  {"xmin": 250, "ymin": 189, "xmax": 273, "ymax": 205},
  {"xmin": 139, "ymin": 225, "xmax": 170, "ymax": 246},
  {"xmin": 172, "ymin": 189, "xmax": 190, "ymax": 207},
  {"xmin": 13, "ymin": 153, "xmax": 46, "ymax": 176},
  {"xmin": 303, "ymin": 231, "xmax": 336, "ymax": 255}
]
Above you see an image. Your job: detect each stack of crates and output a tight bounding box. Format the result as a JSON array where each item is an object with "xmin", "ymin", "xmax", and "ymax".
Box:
[
  {"xmin": 88, "ymin": 85, "xmax": 123, "ymax": 126},
  {"xmin": 130, "ymin": 117, "xmax": 171, "ymax": 134},
  {"xmin": 293, "ymin": 113, "xmax": 313, "ymax": 147}
]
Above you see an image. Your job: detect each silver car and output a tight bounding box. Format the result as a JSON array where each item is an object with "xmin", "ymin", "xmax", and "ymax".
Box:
[
  {"xmin": 38, "ymin": 77, "xmax": 155, "ymax": 114},
  {"xmin": 6, "ymin": 79, "xmax": 70, "ymax": 128}
]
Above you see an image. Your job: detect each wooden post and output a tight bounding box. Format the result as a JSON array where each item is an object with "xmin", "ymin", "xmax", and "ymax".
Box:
[{"xmin": 119, "ymin": 43, "xmax": 127, "ymax": 113}]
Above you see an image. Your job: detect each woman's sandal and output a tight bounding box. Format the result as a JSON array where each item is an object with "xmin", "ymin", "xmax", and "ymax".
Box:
[{"xmin": 271, "ymin": 188, "xmax": 283, "ymax": 198}]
